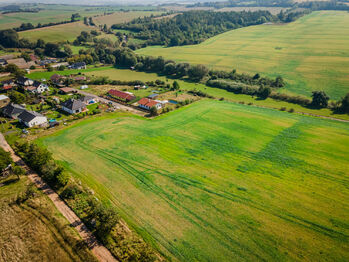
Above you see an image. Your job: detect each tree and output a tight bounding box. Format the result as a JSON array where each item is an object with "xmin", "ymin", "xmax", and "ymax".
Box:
[
  {"xmin": 188, "ymin": 64, "xmax": 208, "ymax": 81},
  {"xmin": 339, "ymin": 93, "xmax": 349, "ymax": 113},
  {"xmin": 9, "ymin": 91, "xmax": 26, "ymax": 104},
  {"xmin": 0, "ymin": 29, "xmax": 19, "ymax": 48},
  {"xmin": 20, "ymin": 52, "xmax": 31, "ymax": 62},
  {"xmin": 64, "ymin": 45, "xmax": 73, "ymax": 57},
  {"xmin": 5, "ymin": 64, "xmax": 20, "ymax": 74},
  {"xmin": 149, "ymin": 106, "xmax": 158, "ymax": 116},
  {"xmin": 83, "ymin": 17, "xmax": 88, "ymax": 25},
  {"xmin": 12, "ymin": 165, "xmax": 25, "ymax": 180},
  {"xmin": 36, "ymin": 39, "xmax": 45, "ymax": 48},
  {"xmin": 258, "ymin": 86, "xmax": 271, "ymax": 99},
  {"xmin": 0, "ymin": 147, "xmax": 12, "ymax": 171},
  {"xmin": 44, "ymin": 42, "xmax": 60, "ymax": 57},
  {"xmin": 311, "ymin": 91, "xmax": 329, "ymax": 108},
  {"xmin": 274, "ymin": 76, "xmax": 285, "ymax": 88},
  {"xmin": 172, "ymin": 81, "xmax": 180, "ymax": 90}
]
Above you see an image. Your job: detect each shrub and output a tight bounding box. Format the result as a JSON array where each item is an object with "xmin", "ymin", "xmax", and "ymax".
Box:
[
  {"xmin": 288, "ymin": 108, "xmax": 295, "ymax": 113},
  {"xmin": 61, "ymin": 184, "xmax": 82, "ymax": 199},
  {"xmin": 280, "ymin": 107, "xmax": 286, "ymax": 111}
]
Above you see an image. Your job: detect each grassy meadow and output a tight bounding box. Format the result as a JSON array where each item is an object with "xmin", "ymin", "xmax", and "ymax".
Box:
[
  {"xmin": 0, "ymin": 175, "xmax": 96, "ymax": 262},
  {"xmin": 136, "ymin": 11, "xmax": 349, "ymax": 100},
  {"xmin": 40, "ymin": 100, "xmax": 349, "ymax": 261}
]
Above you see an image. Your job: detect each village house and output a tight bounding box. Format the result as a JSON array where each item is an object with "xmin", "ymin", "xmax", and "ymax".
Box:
[
  {"xmin": 39, "ymin": 58, "xmax": 57, "ymax": 66},
  {"xmin": 0, "ymin": 59, "xmax": 7, "ymax": 66},
  {"xmin": 1, "ymin": 79, "xmax": 16, "ymax": 91},
  {"xmin": 0, "ymin": 95, "xmax": 10, "ymax": 108},
  {"xmin": 78, "ymin": 95, "xmax": 96, "ymax": 105},
  {"xmin": 2, "ymin": 103, "xmax": 25, "ymax": 119},
  {"xmin": 17, "ymin": 110, "xmax": 48, "ymax": 127},
  {"xmin": 69, "ymin": 62, "xmax": 86, "ymax": 70},
  {"xmin": 60, "ymin": 99, "xmax": 86, "ymax": 114},
  {"xmin": 138, "ymin": 97, "xmax": 162, "ymax": 110},
  {"xmin": 108, "ymin": 89, "xmax": 136, "ymax": 102},
  {"xmin": 17, "ymin": 77, "xmax": 34, "ymax": 86},
  {"xmin": 24, "ymin": 81, "xmax": 49, "ymax": 94}
]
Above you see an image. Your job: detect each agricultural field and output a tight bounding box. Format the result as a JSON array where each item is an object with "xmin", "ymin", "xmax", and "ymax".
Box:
[
  {"xmin": 0, "ymin": 175, "xmax": 96, "ymax": 262},
  {"xmin": 40, "ymin": 100, "xmax": 349, "ymax": 261},
  {"xmin": 19, "ymin": 21, "xmax": 92, "ymax": 42},
  {"xmin": 0, "ymin": 4, "xmax": 118, "ymax": 30},
  {"xmin": 93, "ymin": 11, "xmax": 165, "ymax": 27},
  {"xmin": 136, "ymin": 11, "xmax": 349, "ymax": 100}
]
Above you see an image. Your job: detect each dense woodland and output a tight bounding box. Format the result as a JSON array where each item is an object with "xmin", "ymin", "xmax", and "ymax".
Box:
[{"xmin": 112, "ymin": 10, "xmax": 307, "ymax": 47}]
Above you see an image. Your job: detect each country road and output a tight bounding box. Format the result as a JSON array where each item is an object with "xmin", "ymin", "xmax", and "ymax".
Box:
[{"xmin": 0, "ymin": 133, "xmax": 118, "ymax": 262}]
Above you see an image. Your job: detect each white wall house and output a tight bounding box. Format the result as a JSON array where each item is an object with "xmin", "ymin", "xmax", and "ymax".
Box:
[
  {"xmin": 18, "ymin": 110, "xmax": 48, "ymax": 128},
  {"xmin": 60, "ymin": 99, "xmax": 86, "ymax": 114},
  {"xmin": 33, "ymin": 81, "xmax": 50, "ymax": 93}
]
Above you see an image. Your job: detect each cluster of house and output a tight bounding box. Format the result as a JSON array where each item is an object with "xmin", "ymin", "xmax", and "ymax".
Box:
[
  {"xmin": 106, "ymin": 89, "xmax": 167, "ymax": 111},
  {"xmin": 1, "ymin": 97, "xmax": 48, "ymax": 128}
]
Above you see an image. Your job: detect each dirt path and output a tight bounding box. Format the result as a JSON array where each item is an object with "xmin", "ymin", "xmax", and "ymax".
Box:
[{"xmin": 0, "ymin": 133, "xmax": 118, "ymax": 262}]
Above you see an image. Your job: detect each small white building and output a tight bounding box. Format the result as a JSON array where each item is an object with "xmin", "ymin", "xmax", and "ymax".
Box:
[
  {"xmin": 80, "ymin": 85, "xmax": 88, "ymax": 90},
  {"xmin": 138, "ymin": 97, "xmax": 162, "ymax": 110},
  {"xmin": 17, "ymin": 110, "xmax": 48, "ymax": 127}
]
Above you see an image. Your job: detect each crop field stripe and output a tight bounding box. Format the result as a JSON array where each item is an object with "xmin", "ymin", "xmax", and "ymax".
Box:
[{"xmin": 40, "ymin": 100, "xmax": 349, "ymax": 261}]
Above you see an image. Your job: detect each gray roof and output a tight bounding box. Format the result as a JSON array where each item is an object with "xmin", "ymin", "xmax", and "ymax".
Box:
[
  {"xmin": 18, "ymin": 110, "xmax": 44, "ymax": 123},
  {"xmin": 2, "ymin": 104, "xmax": 25, "ymax": 118},
  {"xmin": 33, "ymin": 80, "xmax": 43, "ymax": 87},
  {"xmin": 148, "ymin": 94, "xmax": 158, "ymax": 99},
  {"xmin": 61, "ymin": 99, "xmax": 86, "ymax": 111}
]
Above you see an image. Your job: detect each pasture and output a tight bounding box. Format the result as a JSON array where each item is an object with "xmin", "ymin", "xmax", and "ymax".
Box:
[
  {"xmin": 136, "ymin": 11, "xmax": 349, "ymax": 100},
  {"xmin": 40, "ymin": 100, "xmax": 349, "ymax": 261}
]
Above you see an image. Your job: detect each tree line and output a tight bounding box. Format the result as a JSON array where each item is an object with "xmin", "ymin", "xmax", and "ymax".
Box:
[{"xmin": 112, "ymin": 10, "xmax": 279, "ymax": 47}]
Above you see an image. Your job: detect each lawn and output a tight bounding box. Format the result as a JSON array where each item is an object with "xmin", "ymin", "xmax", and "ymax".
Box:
[
  {"xmin": 40, "ymin": 100, "xmax": 349, "ymax": 261},
  {"xmin": 0, "ymin": 175, "xmax": 96, "ymax": 262},
  {"xmin": 136, "ymin": 11, "xmax": 349, "ymax": 100}
]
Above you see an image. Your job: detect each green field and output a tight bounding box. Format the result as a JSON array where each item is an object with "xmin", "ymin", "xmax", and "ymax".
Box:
[
  {"xmin": 40, "ymin": 100, "xmax": 349, "ymax": 261},
  {"xmin": 19, "ymin": 21, "xmax": 92, "ymax": 42},
  {"xmin": 136, "ymin": 11, "xmax": 349, "ymax": 100}
]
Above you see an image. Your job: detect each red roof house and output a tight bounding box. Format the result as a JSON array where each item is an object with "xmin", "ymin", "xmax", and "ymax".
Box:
[
  {"xmin": 138, "ymin": 97, "xmax": 162, "ymax": 110},
  {"xmin": 108, "ymin": 89, "xmax": 136, "ymax": 102}
]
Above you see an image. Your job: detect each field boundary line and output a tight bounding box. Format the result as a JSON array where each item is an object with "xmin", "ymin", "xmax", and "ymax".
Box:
[{"xmin": 0, "ymin": 132, "xmax": 118, "ymax": 262}]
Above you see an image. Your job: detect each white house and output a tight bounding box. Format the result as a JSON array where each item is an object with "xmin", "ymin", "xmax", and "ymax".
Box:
[
  {"xmin": 80, "ymin": 85, "xmax": 88, "ymax": 90},
  {"xmin": 17, "ymin": 77, "xmax": 34, "ymax": 86},
  {"xmin": 32, "ymin": 81, "xmax": 49, "ymax": 93},
  {"xmin": 17, "ymin": 110, "xmax": 48, "ymax": 127},
  {"xmin": 60, "ymin": 99, "xmax": 86, "ymax": 114},
  {"xmin": 138, "ymin": 97, "xmax": 162, "ymax": 110}
]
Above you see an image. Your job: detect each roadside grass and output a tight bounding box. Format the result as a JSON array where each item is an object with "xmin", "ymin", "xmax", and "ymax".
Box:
[
  {"xmin": 39, "ymin": 99, "xmax": 349, "ymax": 261},
  {"xmin": 0, "ymin": 175, "xmax": 97, "ymax": 262},
  {"xmin": 136, "ymin": 11, "xmax": 349, "ymax": 100},
  {"xmin": 27, "ymin": 67, "xmax": 349, "ymax": 120}
]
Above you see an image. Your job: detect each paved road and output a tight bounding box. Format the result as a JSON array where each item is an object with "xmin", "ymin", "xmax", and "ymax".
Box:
[
  {"xmin": 0, "ymin": 133, "xmax": 118, "ymax": 262},
  {"xmin": 74, "ymin": 89, "xmax": 146, "ymax": 116}
]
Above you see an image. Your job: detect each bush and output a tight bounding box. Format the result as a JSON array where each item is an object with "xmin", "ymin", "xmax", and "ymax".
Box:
[
  {"xmin": 288, "ymin": 108, "xmax": 295, "ymax": 113},
  {"xmin": 61, "ymin": 184, "xmax": 82, "ymax": 199},
  {"xmin": 280, "ymin": 107, "xmax": 286, "ymax": 111}
]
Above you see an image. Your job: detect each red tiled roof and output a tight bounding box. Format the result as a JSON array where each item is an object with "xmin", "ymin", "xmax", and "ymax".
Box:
[
  {"xmin": 108, "ymin": 89, "xmax": 135, "ymax": 101},
  {"xmin": 138, "ymin": 98, "xmax": 159, "ymax": 108},
  {"xmin": 60, "ymin": 87, "xmax": 75, "ymax": 93},
  {"xmin": 3, "ymin": 85, "xmax": 13, "ymax": 90}
]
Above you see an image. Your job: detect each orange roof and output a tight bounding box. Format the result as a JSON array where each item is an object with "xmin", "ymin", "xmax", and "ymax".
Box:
[{"xmin": 138, "ymin": 98, "xmax": 159, "ymax": 108}]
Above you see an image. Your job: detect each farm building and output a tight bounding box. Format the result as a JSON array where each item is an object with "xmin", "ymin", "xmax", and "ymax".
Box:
[
  {"xmin": 18, "ymin": 110, "xmax": 48, "ymax": 127},
  {"xmin": 108, "ymin": 89, "xmax": 136, "ymax": 102},
  {"xmin": 1, "ymin": 79, "xmax": 15, "ymax": 87},
  {"xmin": 50, "ymin": 74, "xmax": 65, "ymax": 84},
  {"xmin": 2, "ymin": 104, "xmax": 25, "ymax": 119},
  {"xmin": 138, "ymin": 98, "xmax": 162, "ymax": 110},
  {"xmin": 80, "ymin": 85, "xmax": 88, "ymax": 89},
  {"xmin": 0, "ymin": 95, "xmax": 10, "ymax": 108},
  {"xmin": 60, "ymin": 99, "xmax": 86, "ymax": 114}
]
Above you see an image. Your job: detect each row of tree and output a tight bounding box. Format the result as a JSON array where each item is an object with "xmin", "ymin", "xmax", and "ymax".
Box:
[{"xmin": 112, "ymin": 10, "xmax": 277, "ymax": 47}]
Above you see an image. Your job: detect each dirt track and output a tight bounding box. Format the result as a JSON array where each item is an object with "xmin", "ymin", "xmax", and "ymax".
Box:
[{"xmin": 0, "ymin": 133, "xmax": 117, "ymax": 262}]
